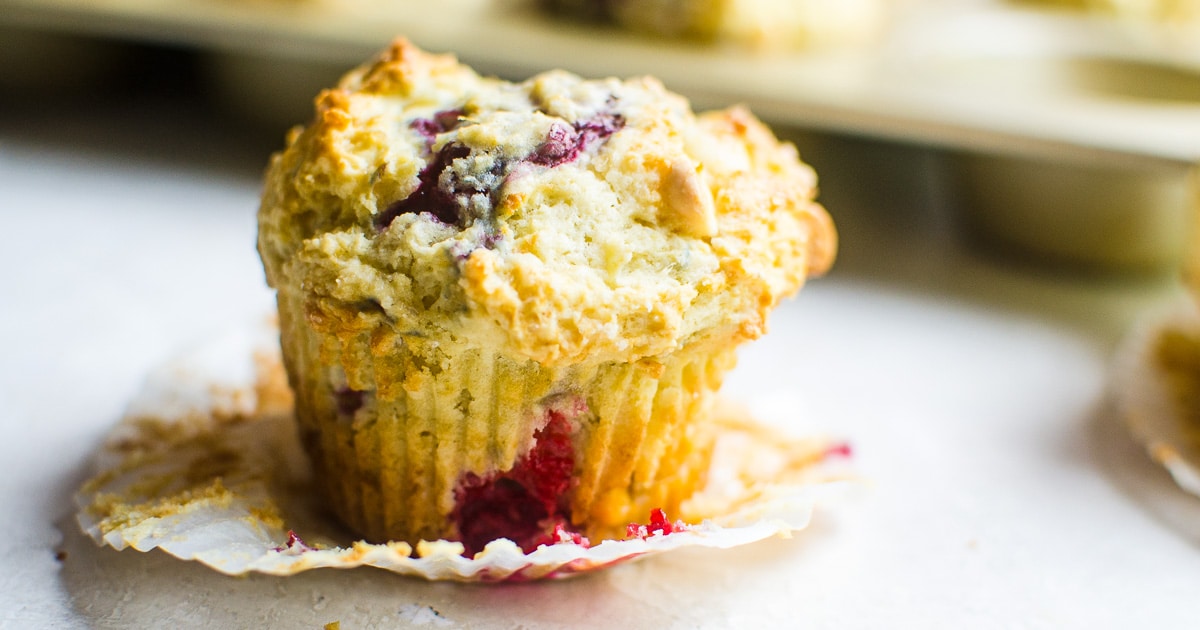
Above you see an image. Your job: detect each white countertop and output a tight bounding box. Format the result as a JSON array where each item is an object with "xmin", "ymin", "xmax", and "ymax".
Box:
[{"xmin": 3, "ymin": 94, "xmax": 1198, "ymax": 629}]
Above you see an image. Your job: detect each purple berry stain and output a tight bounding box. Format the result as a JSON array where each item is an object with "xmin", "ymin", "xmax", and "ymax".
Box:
[
  {"xmin": 375, "ymin": 111, "xmax": 622, "ymax": 234},
  {"xmin": 530, "ymin": 113, "xmax": 624, "ymax": 168},
  {"xmin": 410, "ymin": 109, "xmax": 462, "ymax": 147},
  {"xmin": 375, "ymin": 110, "xmax": 473, "ymax": 229},
  {"xmin": 333, "ymin": 386, "xmax": 364, "ymax": 417},
  {"xmin": 451, "ymin": 406, "xmax": 581, "ymax": 556},
  {"xmin": 376, "ymin": 143, "xmax": 476, "ymax": 229}
]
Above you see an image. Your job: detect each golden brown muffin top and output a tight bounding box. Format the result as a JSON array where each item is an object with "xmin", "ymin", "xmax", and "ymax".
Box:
[{"xmin": 258, "ymin": 39, "xmax": 835, "ymax": 367}]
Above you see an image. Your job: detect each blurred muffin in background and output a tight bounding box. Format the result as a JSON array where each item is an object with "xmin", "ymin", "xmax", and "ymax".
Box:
[
  {"xmin": 544, "ymin": 0, "xmax": 889, "ymax": 51},
  {"xmin": 1017, "ymin": 0, "xmax": 1199, "ymax": 26}
]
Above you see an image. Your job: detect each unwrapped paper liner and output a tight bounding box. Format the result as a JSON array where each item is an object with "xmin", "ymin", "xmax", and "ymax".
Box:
[
  {"xmin": 1113, "ymin": 300, "xmax": 1200, "ymax": 497},
  {"xmin": 75, "ymin": 318, "xmax": 853, "ymax": 581}
]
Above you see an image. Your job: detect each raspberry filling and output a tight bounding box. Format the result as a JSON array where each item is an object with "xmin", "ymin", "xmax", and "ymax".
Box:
[
  {"xmin": 376, "ymin": 111, "xmax": 623, "ymax": 232},
  {"xmin": 273, "ymin": 529, "xmax": 315, "ymax": 553},
  {"xmin": 333, "ymin": 386, "xmax": 364, "ymax": 417},
  {"xmin": 451, "ymin": 408, "xmax": 581, "ymax": 556},
  {"xmin": 626, "ymin": 508, "xmax": 689, "ymax": 540},
  {"xmin": 375, "ymin": 110, "xmax": 477, "ymax": 229},
  {"xmin": 376, "ymin": 143, "xmax": 497, "ymax": 229},
  {"xmin": 410, "ymin": 109, "xmax": 462, "ymax": 147},
  {"xmin": 530, "ymin": 113, "xmax": 625, "ymax": 168}
]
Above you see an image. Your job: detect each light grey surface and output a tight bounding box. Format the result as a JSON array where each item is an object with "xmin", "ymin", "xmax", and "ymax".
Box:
[{"xmin": 3, "ymin": 98, "xmax": 1199, "ymax": 628}]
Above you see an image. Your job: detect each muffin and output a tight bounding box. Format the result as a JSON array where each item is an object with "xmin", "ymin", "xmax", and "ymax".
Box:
[
  {"xmin": 1016, "ymin": 0, "xmax": 1200, "ymax": 25},
  {"xmin": 257, "ymin": 38, "xmax": 836, "ymax": 554},
  {"xmin": 543, "ymin": 0, "xmax": 888, "ymax": 50}
]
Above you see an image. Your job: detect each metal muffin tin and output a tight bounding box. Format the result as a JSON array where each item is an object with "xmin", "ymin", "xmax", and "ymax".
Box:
[{"xmin": 3, "ymin": 0, "xmax": 1196, "ymax": 271}]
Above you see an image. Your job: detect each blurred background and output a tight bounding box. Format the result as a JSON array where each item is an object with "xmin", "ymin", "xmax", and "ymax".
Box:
[{"xmin": 2, "ymin": 0, "xmax": 1197, "ymax": 276}]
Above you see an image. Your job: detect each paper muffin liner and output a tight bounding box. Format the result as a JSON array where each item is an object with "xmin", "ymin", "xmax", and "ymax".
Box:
[
  {"xmin": 276, "ymin": 288, "xmax": 740, "ymax": 547},
  {"xmin": 1112, "ymin": 299, "xmax": 1200, "ymax": 496},
  {"xmin": 75, "ymin": 318, "xmax": 854, "ymax": 581}
]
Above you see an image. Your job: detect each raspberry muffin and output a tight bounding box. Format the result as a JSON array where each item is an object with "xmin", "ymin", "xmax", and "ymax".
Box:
[
  {"xmin": 544, "ymin": 0, "xmax": 887, "ymax": 50},
  {"xmin": 257, "ymin": 39, "xmax": 835, "ymax": 554}
]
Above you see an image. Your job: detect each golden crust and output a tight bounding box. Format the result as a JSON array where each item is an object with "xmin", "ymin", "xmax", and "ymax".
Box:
[{"xmin": 258, "ymin": 38, "xmax": 835, "ymax": 370}]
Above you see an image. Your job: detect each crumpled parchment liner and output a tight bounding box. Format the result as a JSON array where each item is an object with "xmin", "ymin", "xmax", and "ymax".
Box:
[
  {"xmin": 1113, "ymin": 301, "xmax": 1200, "ymax": 497},
  {"xmin": 76, "ymin": 319, "xmax": 853, "ymax": 582}
]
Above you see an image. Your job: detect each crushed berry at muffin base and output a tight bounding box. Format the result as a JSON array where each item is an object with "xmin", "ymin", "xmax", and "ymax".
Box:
[
  {"xmin": 451, "ymin": 399, "xmax": 589, "ymax": 556},
  {"xmin": 448, "ymin": 400, "xmax": 697, "ymax": 556}
]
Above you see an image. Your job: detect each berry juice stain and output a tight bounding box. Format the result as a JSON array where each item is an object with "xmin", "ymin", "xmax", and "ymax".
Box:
[
  {"xmin": 333, "ymin": 386, "xmax": 364, "ymax": 417},
  {"xmin": 451, "ymin": 407, "xmax": 581, "ymax": 556},
  {"xmin": 376, "ymin": 111, "xmax": 623, "ymax": 233},
  {"xmin": 530, "ymin": 113, "xmax": 624, "ymax": 168}
]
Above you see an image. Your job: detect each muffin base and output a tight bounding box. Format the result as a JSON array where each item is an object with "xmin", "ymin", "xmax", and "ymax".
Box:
[{"xmin": 279, "ymin": 289, "xmax": 737, "ymax": 548}]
